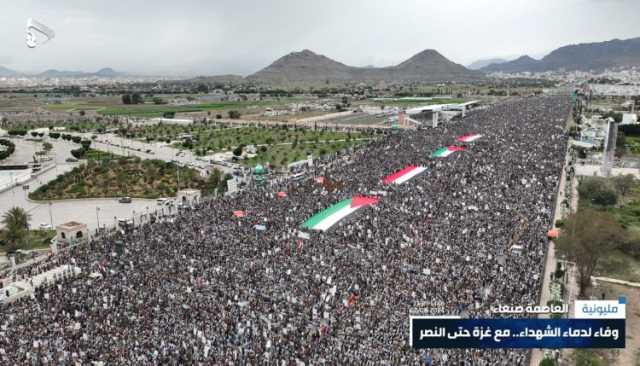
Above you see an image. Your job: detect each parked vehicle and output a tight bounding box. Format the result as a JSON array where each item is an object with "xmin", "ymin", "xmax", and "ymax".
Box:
[{"xmin": 118, "ymin": 197, "xmax": 132, "ymax": 203}]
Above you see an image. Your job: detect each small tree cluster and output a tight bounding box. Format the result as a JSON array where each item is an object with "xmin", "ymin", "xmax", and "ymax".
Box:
[
  {"xmin": 122, "ymin": 93, "xmax": 143, "ymax": 105},
  {"xmin": 578, "ymin": 178, "xmax": 618, "ymax": 206},
  {"xmin": 0, "ymin": 139, "xmax": 16, "ymax": 160}
]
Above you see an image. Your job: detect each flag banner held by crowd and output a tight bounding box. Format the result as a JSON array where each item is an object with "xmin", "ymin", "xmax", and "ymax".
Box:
[
  {"xmin": 410, "ymin": 317, "xmax": 625, "ymax": 349},
  {"xmin": 431, "ymin": 146, "xmax": 465, "ymax": 158},
  {"xmin": 382, "ymin": 165, "xmax": 427, "ymax": 185},
  {"xmin": 301, "ymin": 196, "xmax": 379, "ymax": 231},
  {"xmin": 233, "ymin": 210, "xmax": 245, "ymax": 218},
  {"xmin": 277, "ymin": 191, "xmax": 287, "ymax": 199},
  {"xmin": 456, "ymin": 133, "xmax": 483, "ymax": 143}
]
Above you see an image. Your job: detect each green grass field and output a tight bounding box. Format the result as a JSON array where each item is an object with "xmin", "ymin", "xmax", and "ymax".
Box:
[
  {"xmin": 39, "ymin": 95, "xmax": 302, "ymax": 117},
  {"xmin": 97, "ymin": 102, "xmax": 265, "ymax": 117},
  {"xmin": 624, "ymin": 136, "xmax": 640, "ymax": 155}
]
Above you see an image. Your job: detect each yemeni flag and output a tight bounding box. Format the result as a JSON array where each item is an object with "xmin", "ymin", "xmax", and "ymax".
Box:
[
  {"xmin": 382, "ymin": 165, "xmax": 427, "ymax": 185},
  {"xmin": 301, "ymin": 196, "xmax": 378, "ymax": 231},
  {"xmin": 456, "ymin": 133, "xmax": 482, "ymax": 143},
  {"xmin": 431, "ymin": 146, "xmax": 465, "ymax": 158}
]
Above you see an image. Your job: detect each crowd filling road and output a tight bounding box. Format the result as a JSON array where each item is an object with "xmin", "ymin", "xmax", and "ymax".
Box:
[{"xmin": 0, "ymin": 96, "xmax": 570, "ymax": 365}]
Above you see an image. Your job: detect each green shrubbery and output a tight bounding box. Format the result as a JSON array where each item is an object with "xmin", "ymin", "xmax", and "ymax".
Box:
[
  {"xmin": 539, "ymin": 358, "xmax": 557, "ymax": 366},
  {"xmin": 0, "ymin": 139, "xmax": 16, "ymax": 160},
  {"xmin": 578, "ymin": 177, "xmax": 618, "ymax": 206},
  {"xmin": 7, "ymin": 129, "xmax": 27, "ymax": 136},
  {"xmin": 29, "ymin": 158, "xmax": 226, "ymax": 200},
  {"xmin": 69, "ymin": 139, "xmax": 93, "ymax": 159},
  {"xmin": 574, "ymin": 350, "xmax": 606, "ymax": 366}
]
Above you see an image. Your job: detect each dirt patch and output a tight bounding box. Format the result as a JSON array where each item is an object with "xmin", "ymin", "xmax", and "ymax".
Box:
[{"xmin": 593, "ymin": 282, "xmax": 640, "ymax": 366}]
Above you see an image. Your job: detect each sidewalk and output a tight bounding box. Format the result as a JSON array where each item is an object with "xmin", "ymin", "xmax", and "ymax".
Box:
[{"xmin": 530, "ymin": 148, "xmax": 576, "ymax": 366}]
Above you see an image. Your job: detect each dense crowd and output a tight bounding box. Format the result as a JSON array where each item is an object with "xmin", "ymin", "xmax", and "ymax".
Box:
[{"xmin": 0, "ymin": 95, "xmax": 571, "ymax": 365}]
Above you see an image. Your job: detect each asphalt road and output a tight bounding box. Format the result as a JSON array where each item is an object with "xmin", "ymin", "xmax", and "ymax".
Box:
[{"xmin": 0, "ymin": 137, "xmax": 159, "ymax": 232}]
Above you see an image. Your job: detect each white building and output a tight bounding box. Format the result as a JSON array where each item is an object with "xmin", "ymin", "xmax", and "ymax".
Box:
[
  {"xmin": 55, "ymin": 221, "xmax": 88, "ymax": 245},
  {"xmin": 621, "ymin": 113, "xmax": 638, "ymax": 125},
  {"xmin": 177, "ymin": 189, "xmax": 201, "ymax": 206}
]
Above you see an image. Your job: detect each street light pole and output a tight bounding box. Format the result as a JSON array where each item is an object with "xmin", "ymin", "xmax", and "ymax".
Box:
[
  {"xmin": 96, "ymin": 207, "xmax": 101, "ymax": 230},
  {"xmin": 48, "ymin": 201, "xmax": 53, "ymax": 228},
  {"xmin": 177, "ymin": 165, "xmax": 181, "ymax": 191}
]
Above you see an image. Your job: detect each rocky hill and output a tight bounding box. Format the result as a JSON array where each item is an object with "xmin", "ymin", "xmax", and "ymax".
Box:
[
  {"xmin": 247, "ymin": 49, "xmax": 484, "ymax": 84},
  {"xmin": 482, "ymin": 55, "xmax": 540, "ymax": 73}
]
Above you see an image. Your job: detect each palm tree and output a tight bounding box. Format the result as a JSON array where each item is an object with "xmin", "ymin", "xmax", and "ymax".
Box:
[{"xmin": 1, "ymin": 207, "xmax": 31, "ymax": 252}]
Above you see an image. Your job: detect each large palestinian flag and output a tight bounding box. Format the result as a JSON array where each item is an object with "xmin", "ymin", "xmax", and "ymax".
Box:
[
  {"xmin": 382, "ymin": 165, "xmax": 427, "ymax": 185},
  {"xmin": 302, "ymin": 196, "xmax": 378, "ymax": 231},
  {"xmin": 456, "ymin": 133, "xmax": 482, "ymax": 143},
  {"xmin": 431, "ymin": 146, "xmax": 465, "ymax": 158}
]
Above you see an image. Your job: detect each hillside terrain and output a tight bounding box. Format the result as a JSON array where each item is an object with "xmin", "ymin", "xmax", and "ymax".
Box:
[{"xmin": 482, "ymin": 37, "xmax": 640, "ymax": 73}]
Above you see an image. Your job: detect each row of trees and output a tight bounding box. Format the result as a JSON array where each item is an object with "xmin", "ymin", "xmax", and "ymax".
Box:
[
  {"xmin": 7, "ymin": 129, "xmax": 27, "ymax": 136},
  {"xmin": 122, "ymin": 93, "xmax": 144, "ymax": 105},
  {"xmin": 44, "ymin": 132, "xmax": 91, "ymax": 158},
  {"xmin": 49, "ymin": 133, "xmax": 82, "ymax": 144}
]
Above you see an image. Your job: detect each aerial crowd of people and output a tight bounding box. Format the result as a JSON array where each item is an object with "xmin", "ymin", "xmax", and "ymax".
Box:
[{"xmin": 0, "ymin": 95, "xmax": 571, "ymax": 365}]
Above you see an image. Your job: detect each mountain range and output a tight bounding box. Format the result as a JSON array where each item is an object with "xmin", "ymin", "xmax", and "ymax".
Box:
[
  {"xmin": 246, "ymin": 49, "xmax": 485, "ymax": 84},
  {"xmin": 0, "ymin": 67, "xmax": 126, "ymax": 78},
  {"xmin": 482, "ymin": 37, "xmax": 640, "ymax": 73},
  {"xmin": 0, "ymin": 66, "xmax": 19, "ymax": 77},
  {"xmin": 466, "ymin": 58, "xmax": 508, "ymax": 70},
  {"xmin": 38, "ymin": 68, "xmax": 125, "ymax": 78}
]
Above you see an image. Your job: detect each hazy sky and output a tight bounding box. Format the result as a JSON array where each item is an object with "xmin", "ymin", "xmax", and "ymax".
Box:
[{"xmin": 1, "ymin": 0, "xmax": 639, "ymax": 76}]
